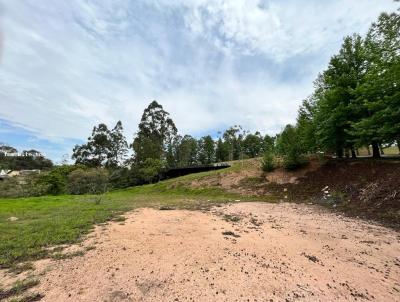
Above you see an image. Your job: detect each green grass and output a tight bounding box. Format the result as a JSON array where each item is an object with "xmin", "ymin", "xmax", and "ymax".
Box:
[
  {"xmin": 0, "ymin": 171, "xmax": 263, "ymax": 269},
  {"xmin": 358, "ymin": 146, "xmax": 399, "ymax": 156}
]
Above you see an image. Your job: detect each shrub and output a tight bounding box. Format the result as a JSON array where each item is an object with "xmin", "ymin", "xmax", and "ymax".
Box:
[
  {"xmin": 38, "ymin": 165, "xmax": 86, "ymax": 195},
  {"xmin": 262, "ymin": 151, "xmax": 275, "ymax": 172},
  {"xmin": 137, "ymin": 158, "xmax": 164, "ymax": 184},
  {"xmin": 67, "ymin": 168, "xmax": 109, "ymax": 195},
  {"xmin": 0, "ymin": 175, "xmax": 48, "ymax": 198},
  {"xmin": 276, "ymin": 125, "xmax": 308, "ymax": 171},
  {"xmin": 282, "ymin": 151, "xmax": 307, "ymax": 171}
]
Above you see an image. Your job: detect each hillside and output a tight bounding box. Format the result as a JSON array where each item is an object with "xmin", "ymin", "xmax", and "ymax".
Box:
[{"xmin": 168, "ymin": 158, "xmax": 400, "ymax": 228}]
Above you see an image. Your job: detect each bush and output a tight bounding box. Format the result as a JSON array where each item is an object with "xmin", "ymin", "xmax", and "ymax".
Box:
[
  {"xmin": 67, "ymin": 168, "xmax": 109, "ymax": 195},
  {"xmin": 38, "ymin": 165, "xmax": 76, "ymax": 195},
  {"xmin": 276, "ymin": 125, "xmax": 308, "ymax": 171},
  {"xmin": 262, "ymin": 152, "xmax": 275, "ymax": 172},
  {"xmin": 282, "ymin": 151, "xmax": 307, "ymax": 171},
  {"xmin": 108, "ymin": 168, "xmax": 133, "ymax": 189},
  {"xmin": 0, "ymin": 174, "xmax": 48, "ymax": 198},
  {"xmin": 137, "ymin": 158, "xmax": 164, "ymax": 184}
]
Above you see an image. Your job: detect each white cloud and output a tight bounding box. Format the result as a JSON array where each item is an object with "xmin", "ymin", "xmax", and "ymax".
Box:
[
  {"xmin": 156, "ymin": 0, "xmax": 398, "ymax": 60},
  {"xmin": 0, "ymin": 0, "xmax": 398, "ymax": 160}
]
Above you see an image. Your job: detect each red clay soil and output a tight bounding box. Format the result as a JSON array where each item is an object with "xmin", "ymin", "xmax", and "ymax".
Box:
[{"xmin": 268, "ymin": 160, "xmax": 400, "ymax": 228}]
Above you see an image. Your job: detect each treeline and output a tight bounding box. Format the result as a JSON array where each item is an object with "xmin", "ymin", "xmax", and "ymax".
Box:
[
  {"xmin": 0, "ymin": 144, "xmax": 53, "ymax": 170},
  {"xmin": 71, "ymin": 101, "xmax": 274, "ymax": 186},
  {"xmin": 279, "ymin": 12, "xmax": 399, "ymax": 160}
]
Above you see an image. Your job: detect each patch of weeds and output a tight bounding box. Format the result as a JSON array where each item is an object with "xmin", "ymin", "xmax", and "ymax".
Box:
[
  {"xmin": 51, "ymin": 250, "xmax": 85, "ymax": 260},
  {"xmin": 85, "ymin": 245, "xmax": 96, "ymax": 251},
  {"xmin": 9, "ymin": 262, "xmax": 35, "ymax": 274},
  {"xmin": 51, "ymin": 246, "xmax": 65, "ymax": 253},
  {"xmin": 238, "ymin": 177, "xmax": 264, "ymax": 187},
  {"xmin": 111, "ymin": 216, "xmax": 126, "ymax": 222},
  {"xmin": 222, "ymin": 231, "xmax": 241, "ymax": 238},
  {"xmin": 250, "ymin": 217, "xmax": 263, "ymax": 226},
  {"xmin": 301, "ymin": 252, "xmax": 319, "ymax": 263},
  {"xmin": 223, "ymin": 214, "xmax": 241, "ymax": 223},
  {"xmin": 330, "ymin": 191, "xmax": 346, "ymax": 204},
  {"xmin": 159, "ymin": 206, "xmax": 175, "ymax": 211},
  {"xmin": 0, "ymin": 279, "xmax": 39, "ymax": 300},
  {"xmin": 10, "ymin": 293, "xmax": 44, "ymax": 302}
]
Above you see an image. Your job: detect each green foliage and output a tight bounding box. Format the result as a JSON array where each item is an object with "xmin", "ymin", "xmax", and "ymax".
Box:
[
  {"xmin": 136, "ymin": 158, "xmax": 164, "ymax": 184},
  {"xmin": 132, "ymin": 100, "xmax": 177, "ymax": 165},
  {"xmin": 243, "ymin": 132, "xmax": 263, "ymax": 158},
  {"xmin": 0, "ymin": 153, "xmax": 53, "ymax": 171},
  {"xmin": 314, "ymin": 34, "xmax": 366, "ymax": 156},
  {"xmin": 349, "ymin": 12, "xmax": 400, "ymax": 153},
  {"xmin": 261, "ymin": 151, "xmax": 275, "ymax": 172},
  {"xmin": 197, "ymin": 135, "xmax": 215, "ymax": 164},
  {"xmin": 223, "ymin": 126, "xmax": 244, "ymax": 161},
  {"xmin": 299, "ymin": 12, "xmax": 400, "ymax": 158},
  {"xmin": 215, "ymin": 138, "xmax": 229, "ymax": 162},
  {"xmin": 263, "ymin": 135, "xmax": 275, "ymax": 153},
  {"xmin": 0, "ymin": 173, "xmax": 50, "ymax": 198},
  {"xmin": 38, "ymin": 165, "xmax": 80, "ymax": 195},
  {"xmin": 297, "ymin": 97, "xmax": 318, "ymax": 153},
  {"xmin": 67, "ymin": 168, "xmax": 109, "ymax": 195},
  {"xmin": 72, "ymin": 121, "xmax": 127, "ymax": 168},
  {"xmin": 276, "ymin": 125, "xmax": 308, "ymax": 170},
  {"xmin": 177, "ymin": 135, "xmax": 198, "ymax": 166}
]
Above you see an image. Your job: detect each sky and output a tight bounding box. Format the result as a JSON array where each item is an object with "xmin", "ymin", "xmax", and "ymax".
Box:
[{"xmin": 0, "ymin": 0, "xmax": 398, "ymax": 162}]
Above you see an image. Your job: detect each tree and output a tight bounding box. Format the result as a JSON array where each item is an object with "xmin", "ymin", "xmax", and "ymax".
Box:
[
  {"xmin": 314, "ymin": 34, "xmax": 367, "ymax": 158},
  {"xmin": 197, "ymin": 135, "xmax": 215, "ymax": 165},
  {"xmin": 215, "ymin": 138, "xmax": 229, "ymax": 162},
  {"xmin": 137, "ymin": 158, "xmax": 164, "ymax": 184},
  {"xmin": 108, "ymin": 121, "xmax": 128, "ymax": 167},
  {"xmin": 132, "ymin": 101, "xmax": 177, "ymax": 165},
  {"xmin": 297, "ymin": 97, "xmax": 318, "ymax": 153},
  {"xmin": 72, "ymin": 121, "xmax": 128, "ymax": 168},
  {"xmin": 223, "ymin": 126, "xmax": 244, "ymax": 161},
  {"xmin": 263, "ymin": 135, "xmax": 275, "ymax": 153},
  {"xmin": 243, "ymin": 132, "xmax": 263, "ymax": 158},
  {"xmin": 176, "ymin": 135, "xmax": 198, "ymax": 167},
  {"xmin": 349, "ymin": 12, "xmax": 400, "ymax": 158},
  {"xmin": 276, "ymin": 125, "xmax": 307, "ymax": 170}
]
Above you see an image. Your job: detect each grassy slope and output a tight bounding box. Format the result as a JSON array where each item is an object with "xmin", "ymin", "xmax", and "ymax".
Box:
[{"xmin": 0, "ymin": 161, "xmax": 264, "ymax": 268}]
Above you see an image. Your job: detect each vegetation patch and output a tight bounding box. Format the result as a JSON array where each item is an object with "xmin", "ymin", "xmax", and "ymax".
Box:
[
  {"xmin": 0, "ymin": 279, "xmax": 39, "ymax": 301},
  {"xmin": 9, "ymin": 293, "xmax": 44, "ymax": 302},
  {"xmin": 51, "ymin": 250, "xmax": 85, "ymax": 260},
  {"xmin": 223, "ymin": 214, "xmax": 241, "ymax": 223},
  {"xmin": 222, "ymin": 231, "xmax": 241, "ymax": 238}
]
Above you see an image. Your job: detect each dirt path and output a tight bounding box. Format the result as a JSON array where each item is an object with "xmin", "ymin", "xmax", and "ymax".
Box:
[{"xmin": 17, "ymin": 203, "xmax": 400, "ymax": 301}]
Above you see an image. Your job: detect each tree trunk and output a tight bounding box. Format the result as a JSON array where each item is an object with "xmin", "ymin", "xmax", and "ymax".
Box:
[
  {"xmin": 372, "ymin": 142, "xmax": 381, "ymax": 158},
  {"xmin": 356, "ymin": 148, "xmax": 359, "ymax": 156},
  {"xmin": 367, "ymin": 145, "xmax": 371, "ymax": 156},
  {"xmin": 351, "ymin": 147, "xmax": 357, "ymax": 159},
  {"xmin": 336, "ymin": 148, "xmax": 344, "ymax": 159}
]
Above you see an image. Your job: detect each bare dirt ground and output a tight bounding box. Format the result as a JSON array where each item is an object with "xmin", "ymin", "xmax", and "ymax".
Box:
[{"xmin": 7, "ymin": 202, "xmax": 400, "ymax": 302}]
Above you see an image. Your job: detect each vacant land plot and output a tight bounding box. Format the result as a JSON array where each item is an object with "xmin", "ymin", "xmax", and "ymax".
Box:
[{"xmin": 2, "ymin": 202, "xmax": 399, "ymax": 301}]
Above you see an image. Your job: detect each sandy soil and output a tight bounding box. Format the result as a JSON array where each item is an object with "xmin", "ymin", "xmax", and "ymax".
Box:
[{"xmin": 10, "ymin": 202, "xmax": 400, "ymax": 301}]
